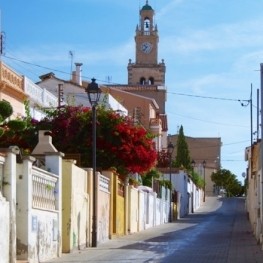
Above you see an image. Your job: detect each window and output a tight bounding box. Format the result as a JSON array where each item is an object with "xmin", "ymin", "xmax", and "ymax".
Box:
[
  {"xmin": 140, "ymin": 77, "xmax": 146, "ymax": 85},
  {"xmin": 144, "ymin": 17, "xmax": 150, "ymax": 31},
  {"xmin": 149, "ymin": 77, "xmax": 154, "ymax": 85}
]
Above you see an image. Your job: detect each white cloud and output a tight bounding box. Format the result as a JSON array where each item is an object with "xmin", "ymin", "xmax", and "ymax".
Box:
[{"xmin": 160, "ymin": 17, "xmax": 263, "ymax": 56}]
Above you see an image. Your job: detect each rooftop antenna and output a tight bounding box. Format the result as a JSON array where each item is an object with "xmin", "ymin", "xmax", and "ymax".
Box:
[
  {"xmin": 69, "ymin": 50, "xmax": 74, "ymax": 74},
  {"xmin": 106, "ymin": 76, "xmax": 112, "ymax": 83}
]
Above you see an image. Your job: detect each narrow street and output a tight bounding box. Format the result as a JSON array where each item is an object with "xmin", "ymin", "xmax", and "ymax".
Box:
[{"xmin": 45, "ymin": 197, "xmax": 263, "ymax": 263}]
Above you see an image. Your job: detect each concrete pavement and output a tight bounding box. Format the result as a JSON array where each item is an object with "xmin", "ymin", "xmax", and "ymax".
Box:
[{"xmin": 45, "ymin": 197, "xmax": 263, "ymax": 263}]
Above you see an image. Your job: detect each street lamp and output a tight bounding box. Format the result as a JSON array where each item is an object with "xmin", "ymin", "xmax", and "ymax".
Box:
[
  {"xmin": 167, "ymin": 141, "xmax": 174, "ymax": 222},
  {"xmin": 191, "ymin": 160, "xmax": 195, "ymax": 174},
  {"xmin": 202, "ymin": 160, "xmax": 206, "ymax": 202},
  {"xmin": 190, "ymin": 160, "xmax": 196, "ymax": 213},
  {"xmin": 85, "ymin": 78, "xmax": 101, "ymax": 247}
]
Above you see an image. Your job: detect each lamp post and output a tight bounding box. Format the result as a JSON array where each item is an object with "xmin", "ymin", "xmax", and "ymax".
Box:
[
  {"xmin": 202, "ymin": 160, "xmax": 206, "ymax": 202},
  {"xmin": 190, "ymin": 160, "xmax": 195, "ymax": 213},
  {"xmin": 191, "ymin": 160, "xmax": 195, "ymax": 174},
  {"xmin": 167, "ymin": 141, "xmax": 174, "ymax": 222},
  {"xmin": 85, "ymin": 78, "xmax": 101, "ymax": 247}
]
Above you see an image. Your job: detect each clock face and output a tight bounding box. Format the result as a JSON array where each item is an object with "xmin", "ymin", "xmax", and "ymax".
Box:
[{"xmin": 141, "ymin": 42, "xmax": 152, "ymax": 54}]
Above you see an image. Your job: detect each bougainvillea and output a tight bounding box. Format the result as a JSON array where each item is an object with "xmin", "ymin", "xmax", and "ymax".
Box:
[{"xmin": 0, "ymin": 105, "xmax": 157, "ymax": 175}]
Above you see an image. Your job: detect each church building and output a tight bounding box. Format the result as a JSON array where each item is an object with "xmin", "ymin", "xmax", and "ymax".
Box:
[{"xmin": 106, "ymin": 0, "xmax": 168, "ymax": 151}]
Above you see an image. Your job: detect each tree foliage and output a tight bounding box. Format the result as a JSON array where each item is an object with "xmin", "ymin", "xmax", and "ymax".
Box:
[
  {"xmin": 211, "ymin": 169, "xmax": 244, "ymax": 197},
  {"xmin": 142, "ymin": 168, "xmax": 161, "ymax": 187},
  {"xmin": 174, "ymin": 125, "xmax": 191, "ymax": 169},
  {"xmin": 0, "ymin": 105, "xmax": 157, "ymax": 175},
  {"xmin": 0, "ymin": 100, "xmax": 13, "ymax": 122},
  {"xmin": 191, "ymin": 171, "xmax": 205, "ymax": 189}
]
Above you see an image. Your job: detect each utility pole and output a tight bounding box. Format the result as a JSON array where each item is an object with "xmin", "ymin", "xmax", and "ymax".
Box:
[
  {"xmin": 260, "ymin": 63, "xmax": 263, "ymax": 240},
  {"xmin": 0, "ymin": 10, "xmax": 4, "ymax": 58},
  {"xmin": 58, "ymin": 84, "xmax": 64, "ymax": 108},
  {"xmin": 257, "ymin": 88, "xmax": 259, "ymax": 141},
  {"xmin": 250, "ymin": 84, "xmax": 253, "ymax": 146}
]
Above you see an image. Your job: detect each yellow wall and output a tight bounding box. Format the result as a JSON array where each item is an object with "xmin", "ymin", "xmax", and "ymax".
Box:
[
  {"xmin": 115, "ymin": 194, "xmax": 125, "ymax": 236},
  {"xmin": 62, "ymin": 160, "xmax": 88, "ymax": 252},
  {"xmin": 103, "ymin": 171, "xmax": 125, "ymax": 238}
]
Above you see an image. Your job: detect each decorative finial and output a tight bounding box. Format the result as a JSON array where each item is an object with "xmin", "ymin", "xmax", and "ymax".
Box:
[{"xmin": 146, "ymin": 0, "xmax": 149, "ymax": 5}]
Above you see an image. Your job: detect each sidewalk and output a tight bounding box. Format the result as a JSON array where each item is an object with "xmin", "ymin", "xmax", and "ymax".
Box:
[
  {"xmin": 226, "ymin": 197, "xmax": 263, "ymax": 262},
  {"xmin": 45, "ymin": 197, "xmax": 263, "ymax": 263}
]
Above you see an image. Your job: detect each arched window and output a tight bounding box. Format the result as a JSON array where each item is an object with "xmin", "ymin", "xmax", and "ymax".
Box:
[
  {"xmin": 149, "ymin": 77, "xmax": 154, "ymax": 85},
  {"xmin": 140, "ymin": 77, "xmax": 146, "ymax": 85},
  {"xmin": 144, "ymin": 17, "xmax": 150, "ymax": 32}
]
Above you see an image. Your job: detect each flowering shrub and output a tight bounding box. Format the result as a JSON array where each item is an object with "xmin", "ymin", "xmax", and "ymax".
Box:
[{"xmin": 0, "ymin": 105, "xmax": 157, "ymax": 175}]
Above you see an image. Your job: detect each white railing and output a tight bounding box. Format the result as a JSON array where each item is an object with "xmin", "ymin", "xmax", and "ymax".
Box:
[
  {"xmin": 43, "ymin": 88, "xmax": 58, "ymax": 107},
  {"xmin": 24, "ymin": 77, "xmax": 58, "ymax": 107},
  {"xmin": 32, "ymin": 167, "xmax": 58, "ymax": 211},
  {"xmin": 99, "ymin": 173, "xmax": 110, "ymax": 193}
]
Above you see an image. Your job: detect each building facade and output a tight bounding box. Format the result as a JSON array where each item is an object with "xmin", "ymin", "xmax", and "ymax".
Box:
[
  {"xmin": 170, "ymin": 135, "xmax": 222, "ymax": 197},
  {"xmin": 107, "ymin": 1, "xmax": 168, "ymax": 151}
]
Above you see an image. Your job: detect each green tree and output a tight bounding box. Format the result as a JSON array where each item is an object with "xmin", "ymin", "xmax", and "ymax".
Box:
[
  {"xmin": 0, "ymin": 100, "xmax": 13, "ymax": 122},
  {"xmin": 211, "ymin": 169, "xmax": 244, "ymax": 197},
  {"xmin": 142, "ymin": 168, "xmax": 161, "ymax": 187},
  {"xmin": 174, "ymin": 125, "xmax": 191, "ymax": 169},
  {"xmin": 0, "ymin": 100, "xmax": 33, "ymax": 139},
  {"xmin": 191, "ymin": 171, "xmax": 205, "ymax": 189}
]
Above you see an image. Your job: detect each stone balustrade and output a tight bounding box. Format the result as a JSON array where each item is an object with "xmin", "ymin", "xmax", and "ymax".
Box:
[{"xmin": 0, "ymin": 61, "xmax": 23, "ymax": 91}]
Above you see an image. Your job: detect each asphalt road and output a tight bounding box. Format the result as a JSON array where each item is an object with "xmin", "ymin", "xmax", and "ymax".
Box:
[{"xmin": 45, "ymin": 197, "xmax": 263, "ymax": 263}]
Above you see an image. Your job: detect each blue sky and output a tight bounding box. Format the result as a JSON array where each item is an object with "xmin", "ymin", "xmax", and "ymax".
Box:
[{"xmin": 1, "ymin": 0, "xmax": 263, "ymax": 183}]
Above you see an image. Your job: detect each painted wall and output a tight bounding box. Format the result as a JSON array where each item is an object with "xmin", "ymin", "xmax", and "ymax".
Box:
[
  {"xmin": 138, "ymin": 191, "xmax": 145, "ymax": 231},
  {"xmin": 1, "ymin": 147, "xmax": 19, "ymax": 263},
  {"xmin": 104, "ymin": 171, "xmax": 125, "ymax": 238},
  {"xmin": 127, "ymin": 186, "xmax": 170, "ymax": 234},
  {"xmin": 28, "ymin": 210, "xmax": 59, "ymax": 261},
  {"xmin": 145, "ymin": 192, "xmax": 155, "ymax": 229},
  {"xmin": 97, "ymin": 173, "xmax": 110, "ymax": 243},
  {"xmin": 62, "ymin": 160, "xmax": 88, "ymax": 252},
  {"xmin": 164, "ymin": 170, "xmax": 189, "ymax": 218},
  {"xmin": 16, "ymin": 154, "xmax": 62, "ymax": 262},
  {"xmin": 0, "ymin": 195, "xmax": 9, "ymax": 263},
  {"xmin": 116, "ymin": 194, "xmax": 125, "ymax": 236},
  {"xmin": 128, "ymin": 186, "xmax": 139, "ymax": 233},
  {"xmin": 246, "ymin": 145, "xmax": 261, "ymax": 243}
]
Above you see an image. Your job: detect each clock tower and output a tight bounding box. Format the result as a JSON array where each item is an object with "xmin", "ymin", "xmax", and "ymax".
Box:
[{"xmin": 128, "ymin": 0, "xmax": 166, "ymax": 86}]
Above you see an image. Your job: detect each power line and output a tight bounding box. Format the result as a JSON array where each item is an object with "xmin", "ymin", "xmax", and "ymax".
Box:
[
  {"xmin": 168, "ymin": 111, "xmax": 248, "ymax": 128},
  {"xmin": 3, "ymin": 54, "xmax": 252, "ymax": 104},
  {"xmin": 2, "ymin": 54, "xmax": 117, "ymax": 84},
  {"xmin": 168, "ymin": 91, "xmax": 249, "ymax": 103}
]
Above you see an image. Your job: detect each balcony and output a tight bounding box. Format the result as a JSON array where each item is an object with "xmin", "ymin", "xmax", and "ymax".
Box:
[
  {"xmin": 149, "ymin": 117, "xmax": 162, "ymax": 134},
  {"xmin": 0, "ymin": 62, "xmax": 23, "ymax": 90}
]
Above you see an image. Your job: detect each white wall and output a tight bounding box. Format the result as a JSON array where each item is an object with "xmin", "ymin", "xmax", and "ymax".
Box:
[
  {"xmin": 16, "ymin": 154, "xmax": 62, "ymax": 262},
  {"xmin": 0, "ymin": 195, "xmax": 9, "ymax": 263}
]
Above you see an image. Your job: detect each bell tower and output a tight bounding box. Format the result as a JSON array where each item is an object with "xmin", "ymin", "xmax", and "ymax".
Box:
[{"xmin": 128, "ymin": 0, "xmax": 166, "ymax": 86}]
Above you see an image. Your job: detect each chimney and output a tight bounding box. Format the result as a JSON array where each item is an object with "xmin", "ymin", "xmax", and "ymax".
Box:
[
  {"xmin": 73, "ymin": 62, "xmax": 83, "ymax": 86},
  {"xmin": 32, "ymin": 130, "xmax": 58, "ymax": 155}
]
